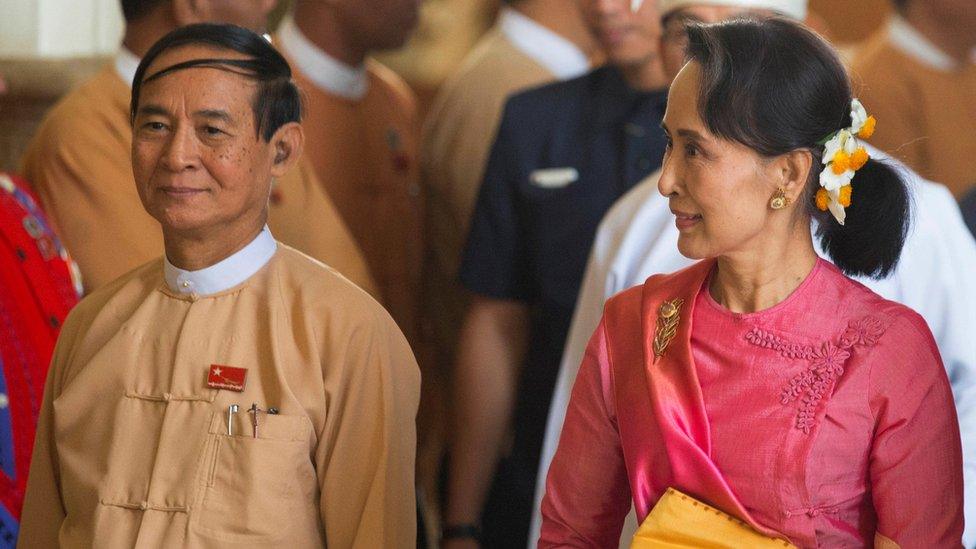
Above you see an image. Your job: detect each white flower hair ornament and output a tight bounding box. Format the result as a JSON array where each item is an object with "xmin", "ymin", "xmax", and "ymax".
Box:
[{"xmin": 816, "ymin": 99, "xmax": 877, "ymax": 225}]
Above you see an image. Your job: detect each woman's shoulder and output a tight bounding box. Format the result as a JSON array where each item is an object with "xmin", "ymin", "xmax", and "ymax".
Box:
[
  {"xmin": 817, "ymin": 260, "xmax": 923, "ymax": 324},
  {"xmin": 817, "ymin": 261, "xmax": 941, "ymax": 370}
]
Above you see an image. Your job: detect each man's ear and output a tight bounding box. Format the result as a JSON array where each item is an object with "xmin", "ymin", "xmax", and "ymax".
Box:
[{"xmin": 268, "ymin": 122, "xmax": 305, "ymax": 178}]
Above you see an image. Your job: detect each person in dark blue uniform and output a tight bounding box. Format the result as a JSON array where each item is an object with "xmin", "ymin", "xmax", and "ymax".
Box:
[{"xmin": 442, "ymin": 1, "xmax": 670, "ymax": 547}]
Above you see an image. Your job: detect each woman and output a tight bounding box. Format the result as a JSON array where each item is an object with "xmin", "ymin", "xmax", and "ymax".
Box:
[{"xmin": 539, "ymin": 17, "xmax": 963, "ymax": 549}]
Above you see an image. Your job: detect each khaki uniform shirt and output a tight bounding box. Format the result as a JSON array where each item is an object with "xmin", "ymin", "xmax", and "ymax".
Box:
[
  {"xmin": 420, "ymin": 29, "xmax": 556, "ymax": 372},
  {"xmin": 18, "ymin": 245, "xmax": 419, "ymax": 548},
  {"xmin": 291, "ymin": 61, "xmax": 424, "ymax": 347},
  {"xmin": 20, "ymin": 66, "xmax": 376, "ymax": 294},
  {"xmin": 850, "ymin": 21, "xmax": 976, "ymax": 198}
]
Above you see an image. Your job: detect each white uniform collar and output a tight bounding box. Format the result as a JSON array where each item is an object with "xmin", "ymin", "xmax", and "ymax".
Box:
[
  {"xmin": 164, "ymin": 226, "xmax": 277, "ymax": 296},
  {"xmin": 114, "ymin": 47, "xmax": 141, "ymax": 88},
  {"xmin": 499, "ymin": 7, "xmax": 590, "ymax": 80},
  {"xmin": 888, "ymin": 15, "xmax": 969, "ymax": 72},
  {"xmin": 277, "ymin": 16, "xmax": 369, "ymax": 100}
]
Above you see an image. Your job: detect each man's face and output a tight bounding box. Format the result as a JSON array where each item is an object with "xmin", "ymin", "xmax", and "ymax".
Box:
[
  {"xmin": 189, "ymin": 0, "xmax": 279, "ymax": 33},
  {"xmin": 330, "ymin": 0, "xmax": 421, "ymax": 52},
  {"xmin": 660, "ymin": 6, "xmax": 772, "ymax": 79},
  {"xmin": 131, "ymin": 44, "xmax": 277, "ymax": 240},
  {"xmin": 581, "ymin": 0, "xmax": 662, "ymax": 67}
]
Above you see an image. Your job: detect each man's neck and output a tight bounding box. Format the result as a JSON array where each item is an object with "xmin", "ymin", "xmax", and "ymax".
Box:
[
  {"xmin": 904, "ymin": 5, "xmax": 975, "ymax": 65},
  {"xmin": 619, "ymin": 56, "xmax": 669, "ymax": 92},
  {"xmin": 513, "ymin": 0, "xmax": 599, "ymax": 59},
  {"xmin": 292, "ymin": 3, "xmax": 365, "ymax": 67},
  {"xmin": 164, "ymin": 221, "xmax": 266, "ymax": 272},
  {"xmin": 121, "ymin": 11, "xmax": 179, "ymax": 58}
]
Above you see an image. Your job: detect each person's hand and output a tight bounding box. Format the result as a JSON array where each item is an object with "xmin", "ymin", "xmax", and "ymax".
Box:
[{"xmin": 441, "ymin": 538, "xmax": 479, "ymax": 549}]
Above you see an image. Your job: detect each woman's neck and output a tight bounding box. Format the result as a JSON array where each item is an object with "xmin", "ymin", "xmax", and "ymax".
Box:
[{"xmin": 709, "ymin": 226, "xmax": 819, "ymax": 313}]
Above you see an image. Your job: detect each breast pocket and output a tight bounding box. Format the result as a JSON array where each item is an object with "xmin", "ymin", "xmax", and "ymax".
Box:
[{"xmin": 194, "ymin": 411, "xmax": 317, "ymax": 542}]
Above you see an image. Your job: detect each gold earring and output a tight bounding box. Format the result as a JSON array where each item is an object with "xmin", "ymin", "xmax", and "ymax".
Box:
[{"xmin": 770, "ymin": 188, "xmax": 790, "ymax": 210}]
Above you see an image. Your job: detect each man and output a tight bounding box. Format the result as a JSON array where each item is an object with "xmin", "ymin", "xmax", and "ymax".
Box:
[
  {"xmin": 420, "ymin": 0, "xmax": 596, "ymax": 518},
  {"xmin": 444, "ymin": 1, "xmax": 669, "ymax": 546},
  {"xmin": 21, "ymin": 0, "xmax": 375, "ymax": 294},
  {"xmin": 18, "ymin": 24, "xmax": 419, "ymax": 548},
  {"xmin": 533, "ymin": 1, "xmax": 976, "ymax": 547},
  {"xmin": 850, "ymin": 0, "xmax": 976, "ymax": 198},
  {"xmin": 0, "ymin": 172, "xmax": 80, "ymax": 548},
  {"xmin": 277, "ymin": 0, "xmax": 424, "ymax": 346}
]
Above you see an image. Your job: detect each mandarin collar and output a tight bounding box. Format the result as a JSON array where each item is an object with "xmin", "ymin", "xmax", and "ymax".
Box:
[
  {"xmin": 888, "ymin": 15, "xmax": 973, "ymax": 72},
  {"xmin": 164, "ymin": 226, "xmax": 277, "ymax": 296},
  {"xmin": 277, "ymin": 16, "xmax": 369, "ymax": 100},
  {"xmin": 498, "ymin": 7, "xmax": 590, "ymax": 80}
]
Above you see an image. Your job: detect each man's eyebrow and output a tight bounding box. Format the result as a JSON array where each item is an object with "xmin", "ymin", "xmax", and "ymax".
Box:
[
  {"xmin": 195, "ymin": 109, "xmax": 234, "ymax": 123},
  {"xmin": 136, "ymin": 104, "xmax": 169, "ymax": 118}
]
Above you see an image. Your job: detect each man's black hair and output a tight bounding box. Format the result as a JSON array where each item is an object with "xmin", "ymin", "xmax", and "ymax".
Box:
[
  {"xmin": 120, "ymin": 0, "xmax": 166, "ymax": 23},
  {"xmin": 130, "ymin": 23, "xmax": 302, "ymax": 142}
]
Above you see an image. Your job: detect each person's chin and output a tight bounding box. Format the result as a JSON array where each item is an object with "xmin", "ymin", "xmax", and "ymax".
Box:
[
  {"xmin": 151, "ymin": 208, "xmax": 210, "ymax": 235},
  {"xmin": 676, "ymin": 236, "xmax": 708, "ymax": 261}
]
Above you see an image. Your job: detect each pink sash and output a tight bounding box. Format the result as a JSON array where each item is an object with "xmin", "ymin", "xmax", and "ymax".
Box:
[{"xmin": 632, "ymin": 260, "xmax": 780, "ymax": 538}]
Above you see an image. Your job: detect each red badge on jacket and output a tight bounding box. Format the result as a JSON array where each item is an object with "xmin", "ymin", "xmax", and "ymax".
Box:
[{"xmin": 207, "ymin": 364, "xmax": 247, "ymax": 392}]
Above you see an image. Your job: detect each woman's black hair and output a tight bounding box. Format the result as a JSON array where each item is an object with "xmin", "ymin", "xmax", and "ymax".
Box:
[
  {"xmin": 130, "ymin": 23, "xmax": 302, "ymax": 143},
  {"xmin": 684, "ymin": 17, "xmax": 910, "ymax": 278}
]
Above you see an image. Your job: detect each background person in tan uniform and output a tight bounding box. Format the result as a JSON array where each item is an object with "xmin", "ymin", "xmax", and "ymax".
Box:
[
  {"xmin": 850, "ymin": 0, "xmax": 976, "ymax": 198},
  {"xmin": 278, "ymin": 0, "xmax": 424, "ymax": 348},
  {"xmin": 418, "ymin": 0, "xmax": 597, "ymax": 530},
  {"xmin": 20, "ymin": 0, "xmax": 376, "ymax": 295},
  {"xmin": 18, "ymin": 23, "xmax": 419, "ymax": 548}
]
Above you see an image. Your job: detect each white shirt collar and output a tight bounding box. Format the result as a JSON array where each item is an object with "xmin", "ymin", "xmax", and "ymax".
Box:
[
  {"xmin": 114, "ymin": 47, "xmax": 141, "ymax": 88},
  {"xmin": 888, "ymin": 15, "xmax": 967, "ymax": 72},
  {"xmin": 164, "ymin": 226, "xmax": 277, "ymax": 296},
  {"xmin": 277, "ymin": 16, "xmax": 369, "ymax": 100},
  {"xmin": 498, "ymin": 7, "xmax": 590, "ymax": 80}
]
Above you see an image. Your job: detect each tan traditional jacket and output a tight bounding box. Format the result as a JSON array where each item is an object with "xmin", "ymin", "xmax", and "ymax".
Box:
[
  {"xmin": 18, "ymin": 245, "xmax": 419, "ymax": 548},
  {"xmin": 850, "ymin": 18, "xmax": 976, "ymax": 198}
]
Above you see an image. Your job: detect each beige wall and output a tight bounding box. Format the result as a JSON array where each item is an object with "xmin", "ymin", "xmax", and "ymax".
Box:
[{"xmin": 0, "ymin": 0, "xmax": 123, "ymax": 58}]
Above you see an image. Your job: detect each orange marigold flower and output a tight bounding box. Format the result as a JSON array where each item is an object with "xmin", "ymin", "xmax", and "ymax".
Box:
[
  {"xmin": 831, "ymin": 150, "xmax": 851, "ymax": 175},
  {"xmin": 839, "ymin": 185, "xmax": 853, "ymax": 207},
  {"xmin": 850, "ymin": 147, "xmax": 869, "ymax": 170},
  {"xmin": 816, "ymin": 188, "xmax": 830, "ymax": 211},
  {"xmin": 858, "ymin": 115, "xmax": 876, "ymax": 138}
]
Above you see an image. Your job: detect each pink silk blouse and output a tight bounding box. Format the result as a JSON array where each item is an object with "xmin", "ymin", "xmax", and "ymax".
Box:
[{"xmin": 540, "ymin": 259, "xmax": 963, "ymax": 548}]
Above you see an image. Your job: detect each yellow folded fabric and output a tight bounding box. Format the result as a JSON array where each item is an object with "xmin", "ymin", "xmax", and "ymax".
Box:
[{"xmin": 630, "ymin": 488, "xmax": 796, "ymax": 548}]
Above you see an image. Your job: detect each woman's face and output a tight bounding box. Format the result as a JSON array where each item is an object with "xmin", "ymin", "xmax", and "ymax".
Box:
[{"xmin": 658, "ymin": 61, "xmax": 786, "ymax": 260}]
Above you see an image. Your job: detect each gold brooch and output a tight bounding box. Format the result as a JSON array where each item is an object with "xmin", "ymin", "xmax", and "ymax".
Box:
[{"xmin": 653, "ymin": 298, "xmax": 684, "ymax": 363}]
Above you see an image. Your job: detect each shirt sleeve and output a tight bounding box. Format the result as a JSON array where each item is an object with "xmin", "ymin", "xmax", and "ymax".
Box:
[
  {"xmin": 539, "ymin": 318, "xmax": 632, "ymax": 548},
  {"xmin": 17, "ymin": 310, "xmax": 83, "ymax": 548},
  {"xmin": 868, "ymin": 310, "xmax": 965, "ymax": 547},
  {"xmin": 887, "ymin": 179, "xmax": 976, "ymax": 546},
  {"xmin": 458, "ymin": 101, "xmax": 531, "ymax": 301},
  {"xmin": 316, "ymin": 306, "xmax": 421, "ymax": 549}
]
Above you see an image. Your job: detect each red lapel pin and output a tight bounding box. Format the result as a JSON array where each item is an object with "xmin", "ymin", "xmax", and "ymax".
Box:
[{"xmin": 207, "ymin": 364, "xmax": 248, "ymax": 392}]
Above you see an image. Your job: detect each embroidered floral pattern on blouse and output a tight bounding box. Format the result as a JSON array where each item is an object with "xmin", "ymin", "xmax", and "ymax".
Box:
[{"xmin": 746, "ymin": 316, "xmax": 886, "ymax": 434}]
